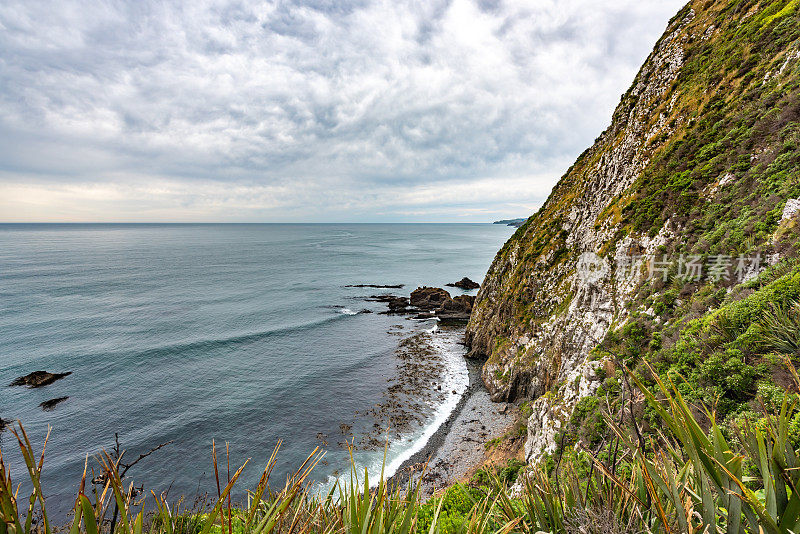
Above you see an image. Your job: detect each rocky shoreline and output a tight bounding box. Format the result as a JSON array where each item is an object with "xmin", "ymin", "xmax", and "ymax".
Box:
[
  {"xmin": 388, "ymin": 350, "xmax": 518, "ymax": 497},
  {"xmin": 340, "ymin": 279, "xmax": 518, "ymax": 496},
  {"xmin": 353, "ymin": 329, "xmax": 457, "ymax": 450}
]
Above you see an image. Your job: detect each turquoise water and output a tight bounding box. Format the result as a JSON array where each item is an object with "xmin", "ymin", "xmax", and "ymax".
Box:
[{"xmin": 0, "ymin": 223, "xmax": 513, "ymax": 513}]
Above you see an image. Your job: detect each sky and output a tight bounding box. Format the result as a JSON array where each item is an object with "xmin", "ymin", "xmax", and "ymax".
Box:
[{"xmin": 0, "ymin": 0, "xmax": 686, "ymax": 223}]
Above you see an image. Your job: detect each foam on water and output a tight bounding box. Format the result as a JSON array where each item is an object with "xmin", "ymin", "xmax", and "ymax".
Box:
[{"xmin": 318, "ymin": 324, "xmax": 469, "ymax": 490}]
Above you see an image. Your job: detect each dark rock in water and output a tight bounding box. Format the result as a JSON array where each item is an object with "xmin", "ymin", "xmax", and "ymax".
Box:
[
  {"xmin": 359, "ymin": 308, "xmax": 373, "ymax": 314},
  {"xmin": 345, "ymin": 284, "xmax": 405, "ymax": 289},
  {"xmin": 445, "ymin": 277, "xmax": 480, "ymax": 290},
  {"xmin": 368, "ymin": 294, "xmax": 414, "ymax": 314},
  {"xmin": 410, "ymin": 287, "xmax": 451, "ymax": 310},
  {"xmin": 11, "ymin": 371, "xmax": 72, "ymax": 388},
  {"xmin": 367, "ymin": 294, "xmax": 403, "ymax": 303},
  {"xmin": 371, "ymin": 295, "xmax": 412, "ymax": 313},
  {"xmin": 39, "ymin": 397, "xmax": 68, "ymax": 411},
  {"xmin": 436, "ymin": 295, "xmax": 475, "ymax": 322},
  {"xmin": 387, "ymin": 297, "xmax": 409, "ymax": 308},
  {"xmin": 386, "ymin": 297, "xmax": 411, "ymax": 312},
  {"xmin": 370, "ymin": 287, "xmax": 472, "ymax": 317},
  {"xmin": 0, "ymin": 418, "xmax": 8, "ymax": 431}
]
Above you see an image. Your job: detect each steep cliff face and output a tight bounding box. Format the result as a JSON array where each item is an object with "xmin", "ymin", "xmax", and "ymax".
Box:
[{"xmin": 467, "ymin": 0, "xmax": 800, "ymax": 462}]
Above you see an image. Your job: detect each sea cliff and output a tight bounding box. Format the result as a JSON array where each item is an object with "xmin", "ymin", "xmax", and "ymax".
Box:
[{"xmin": 467, "ymin": 0, "xmax": 800, "ymax": 465}]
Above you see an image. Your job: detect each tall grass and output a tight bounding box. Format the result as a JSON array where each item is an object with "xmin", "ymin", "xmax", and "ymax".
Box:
[
  {"xmin": 4, "ymin": 362, "xmax": 800, "ymax": 534},
  {"xmin": 759, "ymin": 300, "xmax": 800, "ymax": 356}
]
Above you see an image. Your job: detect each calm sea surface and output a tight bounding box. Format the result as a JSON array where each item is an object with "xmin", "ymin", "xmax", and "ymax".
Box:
[{"xmin": 0, "ymin": 223, "xmax": 514, "ymax": 513}]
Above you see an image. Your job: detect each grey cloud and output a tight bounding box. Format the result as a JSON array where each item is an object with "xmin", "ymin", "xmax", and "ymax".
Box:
[{"xmin": 0, "ymin": 0, "xmax": 686, "ymax": 222}]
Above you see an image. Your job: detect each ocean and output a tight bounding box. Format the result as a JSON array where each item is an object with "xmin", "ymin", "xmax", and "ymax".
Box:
[{"xmin": 0, "ymin": 223, "xmax": 514, "ymax": 513}]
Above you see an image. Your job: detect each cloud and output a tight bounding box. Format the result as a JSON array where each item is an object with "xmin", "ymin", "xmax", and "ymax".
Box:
[{"xmin": 0, "ymin": 0, "xmax": 685, "ymax": 222}]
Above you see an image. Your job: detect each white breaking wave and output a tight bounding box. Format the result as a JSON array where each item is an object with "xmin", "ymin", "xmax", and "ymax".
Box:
[{"xmin": 316, "ymin": 326, "xmax": 469, "ymax": 492}]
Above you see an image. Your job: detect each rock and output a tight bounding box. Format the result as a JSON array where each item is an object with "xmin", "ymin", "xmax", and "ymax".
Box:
[
  {"xmin": 410, "ymin": 287, "xmax": 451, "ymax": 310},
  {"xmin": 370, "ymin": 287, "xmax": 473, "ymax": 317},
  {"xmin": 0, "ymin": 418, "xmax": 8, "ymax": 431},
  {"xmin": 445, "ymin": 277, "xmax": 480, "ymax": 290},
  {"xmin": 359, "ymin": 308, "xmax": 373, "ymax": 314},
  {"xmin": 369, "ymin": 295, "xmax": 413, "ymax": 313},
  {"xmin": 387, "ymin": 297, "xmax": 411, "ymax": 312},
  {"xmin": 10, "ymin": 371, "xmax": 72, "ymax": 388},
  {"xmin": 437, "ymin": 298, "xmax": 467, "ymax": 314},
  {"xmin": 39, "ymin": 397, "xmax": 69, "ymax": 411},
  {"xmin": 782, "ymin": 199, "xmax": 800, "ymax": 220},
  {"xmin": 436, "ymin": 295, "xmax": 475, "ymax": 322},
  {"xmin": 366, "ymin": 294, "xmax": 406, "ymax": 302},
  {"xmin": 453, "ymin": 295, "xmax": 474, "ymax": 311}
]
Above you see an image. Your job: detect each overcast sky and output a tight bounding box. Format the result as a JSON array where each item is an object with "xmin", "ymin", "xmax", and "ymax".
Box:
[{"xmin": 0, "ymin": 0, "xmax": 685, "ymax": 222}]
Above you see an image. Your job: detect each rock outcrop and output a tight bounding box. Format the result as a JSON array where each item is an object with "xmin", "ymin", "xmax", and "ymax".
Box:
[
  {"xmin": 437, "ymin": 295, "xmax": 475, "ymax": 321},
  {"xmin": 11, "ymin": 371, "xmax": 72, "ymax": 388},
  {"xmin": 446, "ymin": 277, "xmax": 480, "ymax": 290},
  {"xmin": 410, "ymin": 287, "xmax": 452, "ymax": 310},
  {"xmin": 40, "ymin": 397, "xmax": 69, "ymax": 411},
  {"xmin": 371, "ymin": 287, "xmax": 475, "ymax": 321}
]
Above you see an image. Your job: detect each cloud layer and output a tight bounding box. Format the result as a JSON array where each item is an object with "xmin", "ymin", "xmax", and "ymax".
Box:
[{"xmin": 0, "ymin": 0, "xmax": 685, "ymax": 222}]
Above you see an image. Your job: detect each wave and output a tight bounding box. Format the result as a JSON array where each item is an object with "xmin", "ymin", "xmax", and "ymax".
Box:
[
  {"xmin": 114, "ymin": 314, "xmax": 356, "ymax": 362},
  {"xmin": 316, "ymin": 327, "xmax": 469, "ymax": 492},
  {"xmin": 307, "ymin": 231, "xmax": 357, "ymax": 248},
  {"xmin": 380, "ymin": 328, "xmax": 469, "ymax": 475}
]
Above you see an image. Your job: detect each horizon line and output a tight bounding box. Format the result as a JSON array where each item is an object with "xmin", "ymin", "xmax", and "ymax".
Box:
[{"xmin": 0, "ymin": 221, "xmax": 523, "ymax": 225}]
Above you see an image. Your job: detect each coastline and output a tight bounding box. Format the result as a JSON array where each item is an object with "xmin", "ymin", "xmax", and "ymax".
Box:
[{"xmin": 388, "ymin": 338, "xmax": 518, "ymax": 496}]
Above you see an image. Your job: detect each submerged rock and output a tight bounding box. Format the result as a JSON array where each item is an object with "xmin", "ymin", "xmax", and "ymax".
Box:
[
  {"xmin": 40, "ymin": 397, "xmax": 69, "ymax": 411},
  {"xmin": 11, "ymin": 371, "xmax": 72, "ymax": 388},
  {"xmin": 367, "ymin": 294, "xmax": 412, "ymax": 313},
  {"xmin": 446, "ymin": 277, "xmax": 480, "ymax": 290},
  {"xmin": 0, "ymin": 418, "xmax": 8, "ymax": 432},
  {"xmin": 387, "ymin": 297, "xmax": 410, "ymax": 311}
]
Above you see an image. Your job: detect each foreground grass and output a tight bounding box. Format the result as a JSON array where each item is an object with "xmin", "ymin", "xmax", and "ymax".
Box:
[{"xmin": 4, "ymin": 364, "xmax": 800, "ymax": 534}]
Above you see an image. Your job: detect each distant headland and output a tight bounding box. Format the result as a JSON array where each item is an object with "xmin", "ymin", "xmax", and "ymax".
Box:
[{"xmin": 492, "ymin": 218, "xmax": 527, "ymax": 227}]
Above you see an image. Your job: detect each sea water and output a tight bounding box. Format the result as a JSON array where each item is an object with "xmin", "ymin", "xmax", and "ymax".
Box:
[{"xmin": 0, "ymin": 223, "xmax": 514, "ymax": 514}]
